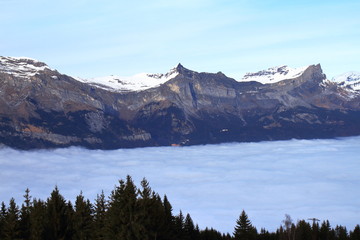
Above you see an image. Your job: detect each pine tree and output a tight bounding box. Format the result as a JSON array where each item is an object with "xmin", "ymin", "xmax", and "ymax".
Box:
[
  {"xmin": 183, "ymin": 213, "xmax": 197, "ymax": 240},
  {"xmin": 29, "ymin": 198, "xmax": 46, "ymax": 240},
  {"xmin": 319, "ymin": 220, "xmax": 337, "ymax": 240},
  {"xmin": 258, "ymin": 228, "xmax": 275, "ymax": 240},
  {"xmin": 335, "ymin": 225, "xmax": 348, "ymax": 240},
  {"xmin": 0, "ymin": 202, "xmax": 6, "ymax": 239},
  {"xmin": 106, "ymin": 179, "xmax": 126, "ymax": 239},
  {"xmin": 106, "ymin": 176, "xmax": 143, "ymax": 240},
  {"xmin": 194, "ymin": 224, "xmax": 201, "ymax": 240},
  {"xmin": 350, "ymin": 225, "xmax": 360, "ymax": 240},
  {"xmin": 45, "ymin": 186, "xmax": 72, "ymax": 239},
  {"xmin": 121, "ymin": 175, "xmax": 144, "ymax": 240},
  {"xmin": 311, "ymin": 221, "xmax": 320, "ymax": 240},
  {"xmin": 138, "ymin": 178, "xmax": 171, "ymax": 240},
  {"xmin": 73, "ymin": 192, "xmax": 93, "ymax": 240},
  {"xmin": 233, "ymin": 210, "xmax": 257, "ymax": 240},
  {"xmin": 66, "ymin": 200, "xmax": 75, "ymax": 239},
  {"xmin": 160, "ymin": 195, "xmax": 176, "ymax": 240},
  {"xmin": 19, "ymin": 188, "xmax": 32, "ymax": 240},
  {"xmin": 199, "ymin": 227, "xmax": 224, "ymax": 240},
  {"xmin": 277, "ymin": 225, "xmax": 285, "ymax": 240},
  {"xmin": 295, "ymin": 220, "xmax": 312, "ymax": 240},
  {"xmin": 223, "ymin": 232, "xmax": 234, "ymax": 240},
  {"xmin": 3, "ymin": 198, "xmax": 21, "ymax": 240},
  {"xmin": 320, "ymin": 220, "xmax": 331, "ymax": 240},
  {"xmin": 174, "ymin": 210, "xmax": 185, "ymax": 239},
  {"xmin": 137, "ymin": 178, "xmax": 155, "ymax": 240},
  {"xmin": 94, "ymin": 191, "xmax": 107, "ymax": 240}
]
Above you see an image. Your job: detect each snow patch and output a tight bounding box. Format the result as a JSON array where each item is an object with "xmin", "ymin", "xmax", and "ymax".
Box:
[
  {"xmin": 11, "ymin": 56, "xmax": 40, "ymax": 62},
  {"xmin": 77, "ymin": 66, "xmax": 179, "ymax": 92},
  {"xmin": 240, "ymin": 65, "xmax": 309, "ymax": 84},
  {"xmin": 331, "ymin": 71, "xmax": 360, "ymax": 91},
  {"xmin": 0, "ymin": 56, "xmax": 52, "ymax": 78}
]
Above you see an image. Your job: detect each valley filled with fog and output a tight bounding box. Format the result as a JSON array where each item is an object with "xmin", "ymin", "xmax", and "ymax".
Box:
[{"xmin": 1, "ymin": 137, "xmax": 360, "ymax": 234}]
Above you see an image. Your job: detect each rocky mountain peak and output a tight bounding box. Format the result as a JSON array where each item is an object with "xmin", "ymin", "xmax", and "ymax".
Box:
[
  {"xmin": 241, "ymin": 64, "xmax": 310, "ymax": 84},
  {"xmin": 0, "ymin": 57, "xmax": 360, "ymax": 150},
  {"xmin": 175, "ymin": 63, "xmax": 186, "ymax": 72},
  {"xmin": 332, "ymin": 71, "xmax": 360, "ymax": 91},
  {"xmin": 171, "ymin": 63, "xmax": 197, "ymax": 79},
  {"xmin": 78, "ymin": 65, "xmax": 182, "ymax": 92},
  {"xmin": 0, "ymin": 56, "xmax": 52, "ymax": 78}
]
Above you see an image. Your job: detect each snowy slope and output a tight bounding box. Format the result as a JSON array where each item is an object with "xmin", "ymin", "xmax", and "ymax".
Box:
[
  {"xmin": 76, "ymin": 67, "xmax": 179, "ymax": 92},
  {"xmin": 331, "ymin": 72, "xmax": 360, "ymax": 91},
  {"xmin": 1, "ymin": 56, "xmax": 359, "ymax": 95},
  {"xmin": 240, "ymin": 65, "xmax": 308, "ymax": 84},
  {"xmin": 0, "ymin": 56, "xmax": 52, "ymax": 78}
]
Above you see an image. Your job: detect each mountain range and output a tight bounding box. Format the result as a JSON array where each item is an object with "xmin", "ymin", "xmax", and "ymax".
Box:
[{"xmin": 0, "ymin": 56, "xmax": 360, "ymax": 149}]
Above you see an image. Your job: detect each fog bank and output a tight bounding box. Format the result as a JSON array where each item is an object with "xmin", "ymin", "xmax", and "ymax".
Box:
[{"xmin": 1, "ymin": 137, "xmax": 360, "ymax": 233}]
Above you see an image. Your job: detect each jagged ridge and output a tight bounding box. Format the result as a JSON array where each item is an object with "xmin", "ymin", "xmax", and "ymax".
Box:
[
  {"xmin": 1, "ymin": 56, "xmax": 360, "ymax": 149},
  {"xmin": 332, "ymin": 71, "xmax": 360, "ymax": 91}
]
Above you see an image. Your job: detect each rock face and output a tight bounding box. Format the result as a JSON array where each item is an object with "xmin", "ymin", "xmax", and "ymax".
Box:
[{"xmin": 0, "ymin": 57, "xmax": 360, "ymax": 149}]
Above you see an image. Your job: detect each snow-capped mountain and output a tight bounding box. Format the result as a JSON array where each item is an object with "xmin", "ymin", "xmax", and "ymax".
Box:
[
  {"xmin": 0, "ymin": 56, "xmax": 53, "ymax": 78},
  {"xmin": 1, "ymin": 56, "xmax": 360, "ymax": 150},
  {"xmin": 331, "ymin": 71, "xmax": 360, "ymax": 91},
  {"xmin": 240, "ymin": 65, "xmax": 308, "ymax": 84},
  {"xmin": 77, "ymin": 66, "xmax": 179, "ymax": 92},
  {"xmin": 1, "ymin": 56, "xmax": 358, "ymax": 94},
  {"xmin": 77, "ymin": 64, "xmax": 311, "ymax": 91}
]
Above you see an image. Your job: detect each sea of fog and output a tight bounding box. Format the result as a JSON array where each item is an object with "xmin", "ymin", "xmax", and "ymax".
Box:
[{"xmin": 1, "ymin": 137, "xmax": 360, "ymax": 233}]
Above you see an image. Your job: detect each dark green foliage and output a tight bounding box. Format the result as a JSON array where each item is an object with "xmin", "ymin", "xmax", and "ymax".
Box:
[
  {"xmin": 319, "ymin": 220, "xmax": 336, "ymax": 240},
  {"xmin": 258, "ymin": 228, "xmax": 277, "ymax": 240},
  {"xmin": 350, "ymin": 225, "xmax": 360, "ymax": 240},
  {"xmin": 174, "ymin": 210, "xmax": 186, "ymax": 239},
  {"xmin": 3, "ymin": 198, "xmax": 21, "ymax": 240},
  {"xmin": 234, "ymin": 210, "xmax": 257, "ymax": 240},
  {"xmin": 311, "ymin": 222, "xmax": 320, "ymax": 240},
  {"xmin": 106, "ymin": 176, "xmax": 143, "ymax": 240},
  {"xmin": 93, "ymin": 191, "xmax": 107, "ymax": 240},
  {"xmin": 105, "ymin": 178, "xmax": 128, "ymax": 239},
  {"xmin": 200, "ymin": 227, "xmax": 224, "ymax": 240},
  {"xmin": 29, "ymin": 199, "xmax": 47, "ymax": 240},
  {"xmin": 0, "ymin": 176, "xmax": 359, "ymax": 240},
  {"xmin": 0, "ymin": 201, "xmax": 6, "ymax": 239},
  {"xmin": 19, "ymin": 188, "xmax": 32, "ymax": 240},
  {"xmin": 161, "ymin": 194, "xmax": 177, "ymax": 239},
  {"xmin": 137, "ymin": 178, "xmax": 165, "ymax": 240},
  {"xmin": 45, "ymin": 186, "xmax": 73, "ymax": 239},
  {"xmin": 73, "ymin": 192, "xmax": 93, "ymax": 240},
  {"xmin": 183, "ymin": 213, "xmax": 197, "ymax": 240},
  {"xmin": 295, "ymin": 220, "xmax": 312, "ymax": 240},
  {"xmin": 335, "ymin": 225, "xmax": 348, "ymax": 240}
]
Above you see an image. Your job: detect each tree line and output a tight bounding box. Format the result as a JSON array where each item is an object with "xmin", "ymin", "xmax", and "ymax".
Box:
[{"xmin": 0, "ymin": 175, "xmax": 359, "ymax": 240}]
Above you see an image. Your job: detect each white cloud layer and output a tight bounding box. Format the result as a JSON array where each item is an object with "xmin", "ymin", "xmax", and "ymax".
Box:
[{"xmin": 1, "ymin": 137, "xmax": 360, "ymax": 233}]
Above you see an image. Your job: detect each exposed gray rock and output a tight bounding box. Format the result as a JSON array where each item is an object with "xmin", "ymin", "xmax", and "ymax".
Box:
[
  {"xmin": 85, "ymin": 111, "xmax": 108, "ymax": 133},
  {"xmin": 0, "ymin": 57, "xmax": 360, "ymax": 149}
]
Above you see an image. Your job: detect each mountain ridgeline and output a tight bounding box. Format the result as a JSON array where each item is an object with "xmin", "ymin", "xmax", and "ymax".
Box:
[{"xmin": 1, "ymin": 56, "xmax": 360, "ymax": 149}]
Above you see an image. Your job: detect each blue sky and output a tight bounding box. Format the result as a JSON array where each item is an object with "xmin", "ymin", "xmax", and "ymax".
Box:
[{"xmin": 1, "ymin": 0, "xmax": 359, "ymax": 79}]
